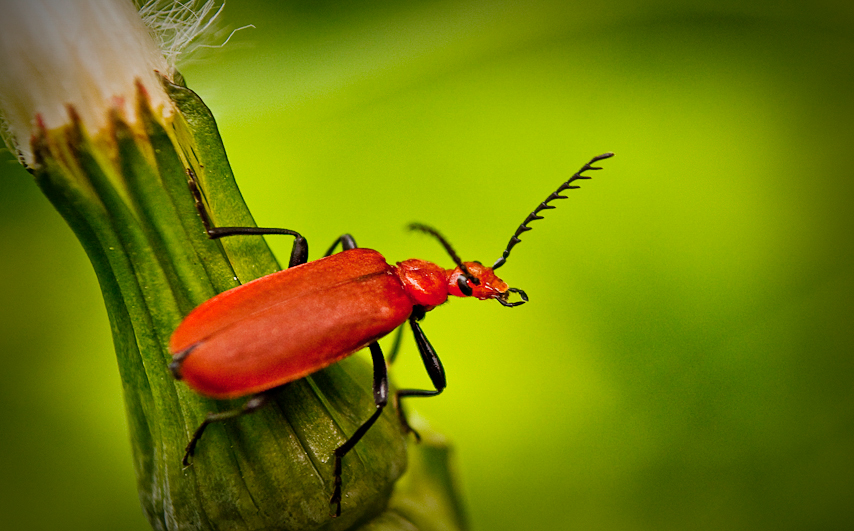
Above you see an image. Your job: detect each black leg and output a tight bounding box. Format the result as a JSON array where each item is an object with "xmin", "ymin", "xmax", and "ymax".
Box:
[
  {"xmin": 386, "ymin": 325, "xmax": 405, "ymax": 365},
  {"xmin": 394, "ymin": 311, "xmax": 447, "ymax": 440},
  {"xmin": 187, "ymin": 168, "xmax": 309, "ymax": 266},
  {"xmin": 329, "ymin": 341, "xmax": 388, "ymax": 517},
  {"xmin": 182, "ymin": 390, "xmax": 274, "ymax": 466},
  {"xmin": 324, "ymin": 234, "xmax": 358, "ymax": 256}
]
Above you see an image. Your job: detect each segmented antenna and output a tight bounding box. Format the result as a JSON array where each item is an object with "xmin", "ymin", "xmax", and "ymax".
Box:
[
  {"xmin": 408, "ymin": 223, "xmax": 479, "ymax": 284},
  {"xmin": 492, "ymin": 152, "xmax": 614, "ymax": 270}
]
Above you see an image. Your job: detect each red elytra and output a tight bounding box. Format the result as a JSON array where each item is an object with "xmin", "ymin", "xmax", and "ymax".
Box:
[{"xmin": 169, "ymin": 248, "xmax": 509, "ymax": 399}]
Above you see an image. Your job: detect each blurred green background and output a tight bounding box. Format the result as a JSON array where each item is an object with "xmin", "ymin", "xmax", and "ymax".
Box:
[{"xmin": 2, "ymin": 0, "xmax": 852, "ymax": 530}]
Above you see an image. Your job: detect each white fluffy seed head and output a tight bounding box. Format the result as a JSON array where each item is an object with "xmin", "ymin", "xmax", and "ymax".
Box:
[{"xmin": 0, "ymin": 0, "xmax": 225, "ymax": 166}]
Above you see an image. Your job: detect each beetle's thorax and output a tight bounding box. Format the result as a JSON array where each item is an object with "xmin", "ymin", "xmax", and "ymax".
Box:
[{"xmin": 394, "ymin": 259, "xmax": 449, "ymax": 310}]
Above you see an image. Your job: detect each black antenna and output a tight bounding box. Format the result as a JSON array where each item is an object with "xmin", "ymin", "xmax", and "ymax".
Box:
[
  {"xmin": 408, "ymin": 223, "xmax": 479, "ymax": 285},
  {"xmin": 492, "ymin": 152, "xmax": 614, "ymax": 270}
]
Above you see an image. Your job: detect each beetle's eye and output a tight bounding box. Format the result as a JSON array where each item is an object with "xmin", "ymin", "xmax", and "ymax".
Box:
[{"xmin": 457, "ymin": 275, "xmax": 473, "ymax": 296}]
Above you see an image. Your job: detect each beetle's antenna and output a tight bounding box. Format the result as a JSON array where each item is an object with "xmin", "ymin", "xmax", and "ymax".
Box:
[
  {"xmin": 408, "ymin": 223, "xmax": 479, "ymax": 284},
  {"xmin": 492, "ymin": 152, "xmax": 614, "ymax": 270}
]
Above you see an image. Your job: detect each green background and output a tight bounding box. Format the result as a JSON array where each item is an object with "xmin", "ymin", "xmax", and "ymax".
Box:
[{"xmin": 1, "ymin": 1, "xmax": 852, "ymax": 529}]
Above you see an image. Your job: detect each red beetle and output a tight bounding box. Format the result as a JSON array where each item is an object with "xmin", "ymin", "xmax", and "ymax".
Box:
[{"xmin": 169, "ymin": 153, "xmax": 613, "ymax": 516}]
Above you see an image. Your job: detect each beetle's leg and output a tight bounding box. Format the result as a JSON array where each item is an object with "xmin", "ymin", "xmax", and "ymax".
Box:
[
  {"xmin": 186, "ymin": 168, "xmax": 308, "ymax": 267},
  {"xmin": 324, "ymin": 234, "xmax": 358, "ymax": 256},
  {"xmin": 330, "ymin": 340, "xmax": 388, "ymax": 517},
  {"xmin": 182, "ymin": 391, "xmax": 274, "ymax": 467},
  {"xmin": 394, "ymin": 313, "xmax": 447, "ymax": 441},
  {"xmin": 386, "ymin": 325, "xmax": 406, "ymax": 365}
]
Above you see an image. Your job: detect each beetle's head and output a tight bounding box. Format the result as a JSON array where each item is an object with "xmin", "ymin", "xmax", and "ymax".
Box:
[
  {"xmin": 446, "ymin": 261, "xmax": 528, "ymax": 307},
  {"xmin": 409, "ymin": 223, "xmax": 528, "ymax": 307}
]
